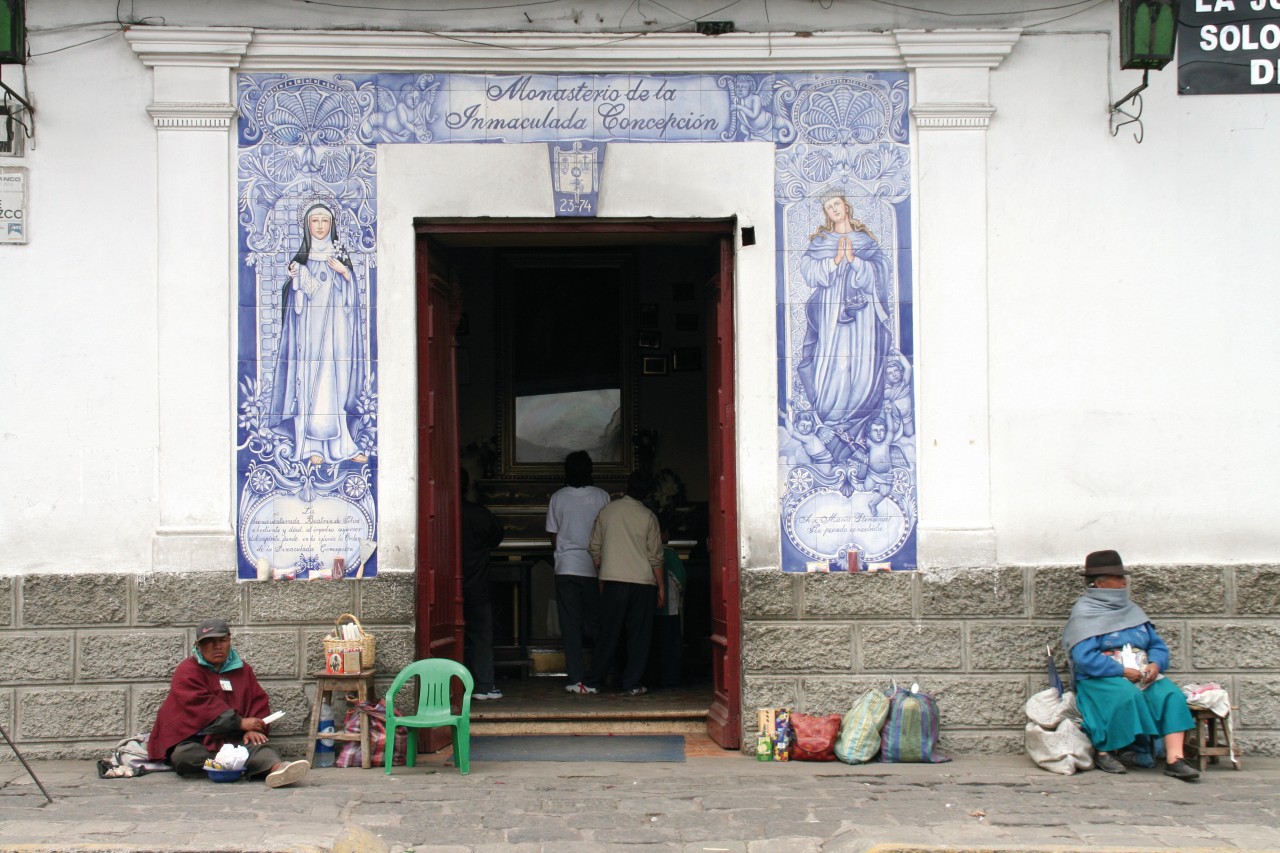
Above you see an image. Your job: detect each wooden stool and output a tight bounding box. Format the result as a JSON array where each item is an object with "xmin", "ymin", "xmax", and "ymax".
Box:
[
  {"xmin": 307, "ymin": 669, "xmax": 377, "ymax": 769},
  {"xmin": 1184, "ymin": 706, "xmax": 1241, "ymax": 772}
]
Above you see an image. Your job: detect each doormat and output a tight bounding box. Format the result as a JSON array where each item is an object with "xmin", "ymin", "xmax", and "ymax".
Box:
[{"xmin": 469, "ymin": 734, "xmax": 686, "ymax": 763}]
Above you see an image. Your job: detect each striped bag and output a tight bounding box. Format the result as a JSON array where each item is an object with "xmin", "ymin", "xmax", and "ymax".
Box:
[
  {"xmin": 834, "ymin": 689, "xmax": 892, "ymax": 764},
  {"xmin": 879, "ymin": 684, "xmax": 951, "ymax": 763}
]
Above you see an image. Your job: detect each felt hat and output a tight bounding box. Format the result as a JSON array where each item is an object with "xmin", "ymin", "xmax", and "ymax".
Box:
[
  {"xmin": 1081, "ymin": 549, "xmax": 1130, "ymax": 577},
  {"xmin": 196, "ymin": 618, "xmax": 231, "ymax": 640}
]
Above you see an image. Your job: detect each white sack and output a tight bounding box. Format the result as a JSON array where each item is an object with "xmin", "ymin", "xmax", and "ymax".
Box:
[
  {"xmin": 1025, "ymin": 719, "xmax": 1094, "ymax": 775},
  {"xmin": 1024, "ymin": 687, "xmax": 1080, "ymax": 729}
]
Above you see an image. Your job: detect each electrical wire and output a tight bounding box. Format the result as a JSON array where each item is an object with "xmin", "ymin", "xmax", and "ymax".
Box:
[
  {"xmin": 862, "ymin": 0, "xmax": 1099, "ymax": 17},
  {"xmin": 413, "ymin": 0, "xmax": 743, "ymax": 51},
  {"xmin": 28, "ymin": 29, "xmax": 122, "ymax": 58},
  {"xmin": 861, "ymin": 0, "xmax": 1109, "ymax": 29},
  {"xmin": 1020, "ymin": 0, "xmax": 1108, "ymax": 29},
  {"xmin": 641, "ymin": 0, "xmax": 699, "ymax": 25},
  {"xmin": 297, "ymin": 0, "xmax": 566, "ymax": 11},
  {"xmin": 26, "ymin": 20, "xmax": 121, "ymax": 34}
]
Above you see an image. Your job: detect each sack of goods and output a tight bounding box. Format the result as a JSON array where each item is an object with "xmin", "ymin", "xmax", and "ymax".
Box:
[
  {"xmin": 879, "ymin": 683, "xmax": 950, "ymax": 763},
  {"xmin": 835, "ymin": 682, "xmax": 950, "ymax": 764},
  {"xmin": 835, "ymin": 689, "xmax": 891, "ymax": 765},
  {"xmin": 335, "ymin": 700, "xmax": 408, "ymax": 768},
  {"xmin": 1024, "ymin": 687, "xmax": 1093, "ymax": 775}
]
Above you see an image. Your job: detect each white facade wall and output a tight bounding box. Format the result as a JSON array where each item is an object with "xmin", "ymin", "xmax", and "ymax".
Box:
[{"xmin": 2, "ymin": 0, "xmax": 1277, "ymax": 576}]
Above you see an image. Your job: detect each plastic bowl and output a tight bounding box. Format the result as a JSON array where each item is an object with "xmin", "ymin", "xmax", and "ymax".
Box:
[{"xmin": 205, "ymin": 767, "xmax": 245, "ymax": 783}]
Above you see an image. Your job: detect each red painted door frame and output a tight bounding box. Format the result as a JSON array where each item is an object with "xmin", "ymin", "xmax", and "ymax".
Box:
[
  {"xmin": 704, "ymin": 233, "xmax": 741, "ymax": 749},
  {"xmin": 414, "ymin": 236, "xmax": 465, "ymax": 751},
  {"xmin": 413, "ymin": 219, "xmax": 741, "ymax": 749}
]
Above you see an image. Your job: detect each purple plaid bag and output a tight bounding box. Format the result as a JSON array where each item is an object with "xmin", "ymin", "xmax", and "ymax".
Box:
[{"xmin": 878, "ymin": 685, "xmax": 951, "ymax": 764}]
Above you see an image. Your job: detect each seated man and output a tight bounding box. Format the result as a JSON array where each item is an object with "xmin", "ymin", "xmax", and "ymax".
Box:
[{"xmin": 147, "ymin": 618, "xmax": 309, "ymax": 787}]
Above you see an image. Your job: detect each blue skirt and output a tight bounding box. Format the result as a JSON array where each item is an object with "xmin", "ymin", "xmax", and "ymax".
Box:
[{"xmin": 1075, "ymin": 676, "xmax": 1194, "ymax": 753}]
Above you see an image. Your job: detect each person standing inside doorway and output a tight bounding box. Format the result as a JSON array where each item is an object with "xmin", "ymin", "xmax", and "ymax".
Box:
[
  {"xmin": 461, "ymin": 468, "xmax": 505, "ymax": 700},
  {"xmin": 649, "ymin": 515, "xmax": 687, "ymax": 690},
  {"xmin": 546, "ymin": 451, "xmax": 611, "ymax": 694},
  {"xmin": 583, "ymin": 472, "xmax": 665, "ymax": 696}
]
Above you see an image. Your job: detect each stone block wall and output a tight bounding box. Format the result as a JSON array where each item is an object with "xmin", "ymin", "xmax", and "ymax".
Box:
[
  {"xmin": 2, "ymin": 563, "xmax": 1277, "ymax": 760},
  {"xmin": 0, "ymin": 571, "xmax": 416, "ymax": 760},
  {"xmin": 742, "ymin": 564, "xmax": 1280, "ymax": 757}
]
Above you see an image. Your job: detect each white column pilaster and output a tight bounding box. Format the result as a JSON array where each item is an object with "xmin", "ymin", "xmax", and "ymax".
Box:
[
  {"xmin": 127, "ymin": 28, "xmax": 252, "ymax": 570},
  {"xmin": 897, "ymin": 30, "xmax": 1021, "ymax": 569}
]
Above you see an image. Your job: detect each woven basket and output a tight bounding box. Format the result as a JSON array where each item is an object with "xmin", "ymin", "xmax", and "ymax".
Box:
[{"xmin": 322, "ymin": 613, "xmax": 376, "ymax": 669}]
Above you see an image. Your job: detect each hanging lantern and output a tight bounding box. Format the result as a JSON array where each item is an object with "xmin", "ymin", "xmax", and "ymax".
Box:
[
  {"xmin": 0, "ymin": 0, "xmax": 23, "ymax": 65},
  {"xmin": 1120, "ymin": 0, "xmax": 1180, "ymax": 70}
]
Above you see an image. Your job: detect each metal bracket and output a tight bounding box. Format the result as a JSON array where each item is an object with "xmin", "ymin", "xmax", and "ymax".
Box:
[{"xmin": 1110, "ymin": 69, "xmax": 1148, "ymax": 144}]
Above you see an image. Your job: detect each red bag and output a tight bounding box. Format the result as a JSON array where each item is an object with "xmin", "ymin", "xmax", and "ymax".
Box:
[
  {"xmin": 335, "ymin": 699, "xmax": 407, "ymax": 767},
  {"xmin": 790, "ymin": 713, "xmax": 843, "ymax": 761}
]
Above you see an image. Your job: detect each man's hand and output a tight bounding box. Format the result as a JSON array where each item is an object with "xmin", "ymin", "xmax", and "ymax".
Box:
[
  {"xmin": 241, "ymin": 716, "xmax": 266, "ymax": 734},
  {"xmin": 243, "ymin": 730, "xmax": 269, "ymax": 746},
  {"xmin": 656, "ymin": 588, "xmax": 666, "ymax": 609}
]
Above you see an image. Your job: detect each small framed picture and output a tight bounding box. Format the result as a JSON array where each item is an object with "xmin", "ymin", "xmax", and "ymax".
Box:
[
  {"xmin": 675, "ymin": 312, "xmax": 699, "ymax": 333},
  {"xmin": 639, "ymin": 302, "xmax": 659, "ymax": 328},
  {"xmin": 641, "ymin": 355, "xmax": 669, "ymax": 376},
  {"xmin": 671, "ymin": 281, "xmax": 696, "ymax": 302},
  {"xmin": 637, "ymin": 330, "xmax": 661, "ymax": 349},
  {"xmin": 672, "ymin": 346, "xmax": 701, "ymax": 371}
]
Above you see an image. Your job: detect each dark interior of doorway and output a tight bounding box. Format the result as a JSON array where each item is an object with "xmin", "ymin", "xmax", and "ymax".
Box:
[{"xmin": 442, "ymin": 227, "xmax": 723, "ymax": 720}]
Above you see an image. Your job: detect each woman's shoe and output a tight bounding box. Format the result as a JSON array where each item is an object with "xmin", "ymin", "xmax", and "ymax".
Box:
[
  {"xmin": 1164, "ymin": 759, "xmax": 1201, "ymax": 782},
  {"xmin": 1095, "ymin": 752, "xmax": 1127, "ymax": 774}
]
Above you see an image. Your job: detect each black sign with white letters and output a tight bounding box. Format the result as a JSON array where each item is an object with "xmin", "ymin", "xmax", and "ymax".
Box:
[{"xmin": 1179, "ymin": 0, "xmax": 1280, "ymax": 94}]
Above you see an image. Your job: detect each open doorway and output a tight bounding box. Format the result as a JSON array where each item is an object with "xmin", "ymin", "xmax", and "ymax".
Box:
[{"xmin": 415, "ymin": 219, "xmax": 741, "ymax": 749}]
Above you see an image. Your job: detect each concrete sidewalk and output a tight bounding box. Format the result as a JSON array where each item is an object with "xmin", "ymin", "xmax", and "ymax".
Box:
[{"xmin": 1, "ymin": 750, "xmax": 1276, "ymax": 853}]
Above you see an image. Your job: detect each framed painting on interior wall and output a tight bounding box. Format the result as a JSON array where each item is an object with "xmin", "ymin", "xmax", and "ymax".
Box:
[{"xmin": 497, "ymin": 251, "xmax": 636, "ymax": 479}]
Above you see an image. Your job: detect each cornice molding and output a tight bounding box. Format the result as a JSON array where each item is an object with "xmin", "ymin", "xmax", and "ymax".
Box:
[
  {"xmin": 122, "ymin": 25, "xmax": 1020, "ymax": 74},
  {"xmin": 911, "ymin": 103, "xmax": 998, "ymax": 129},
  {"xmin": 241, "ymin": 29, "xmax": 905, "ymax": 72},
  {"xmin": 894, "ymin": 30, "xmax": 1022, "ymax": 68},
  {"xmin": 125, "ymin": 26, "xmax": 253, "ymax": 67},
  {"xmin": 146, "ymin": 102, "xmax": 238, "ymax": 129}
]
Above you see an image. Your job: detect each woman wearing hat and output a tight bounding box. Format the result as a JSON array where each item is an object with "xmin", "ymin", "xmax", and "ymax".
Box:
[{"xmin": 1062, "ymin": 550, "xmax": 1199, "ymax": 781}]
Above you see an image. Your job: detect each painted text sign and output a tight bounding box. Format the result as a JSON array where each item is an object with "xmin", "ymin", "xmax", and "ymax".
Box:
[
  {"xmin": 1180, "ymin": 0, "xmax": 1280, "ymax": 94},
  {"xmin": 0, "ymin": 167, "xmax": 27, "ymax": 244}
]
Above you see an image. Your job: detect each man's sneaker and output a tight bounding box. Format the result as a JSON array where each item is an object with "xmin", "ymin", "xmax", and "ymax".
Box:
[
  {"xmin": 565, "ymin": 682, "xmax": 597, "ymax": 694},
  {"xmin": 473, "ymin": 688, "xmax": 503, "ymax": 700},
  {"xmin": 623, "ymin": 686, "xmax": 649, "ymax": 696},
  {"xmin": 1164, "ymin": 758, "xmax": 1201, "ymax": 782},
  {"xmin": 264, "ymin": 759, "xmax": 310, "ymax": 788}
]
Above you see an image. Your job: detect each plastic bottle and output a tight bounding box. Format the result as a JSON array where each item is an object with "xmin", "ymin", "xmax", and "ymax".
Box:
[{"xmin": 315, "ymin": 701, "xmax": 336, "ymax": 767}]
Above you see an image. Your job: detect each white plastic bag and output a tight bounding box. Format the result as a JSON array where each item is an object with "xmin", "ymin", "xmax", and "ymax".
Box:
[
  {"xmin": 213, "ymin": 744, "xmax": 249, "ymax": 770},
  {"xmin": 1025, "ymin": 719, "xmax": 1094, "ymax": 775},
  {"xmin": 1024, "ymin": 687, "xmax": 1080, "ymax": 729}
]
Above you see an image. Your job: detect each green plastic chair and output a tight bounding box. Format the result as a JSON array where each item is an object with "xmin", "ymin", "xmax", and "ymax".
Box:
[{"xmin": 384, "ymin": 658, "xmax": 474, "ymax": 775}]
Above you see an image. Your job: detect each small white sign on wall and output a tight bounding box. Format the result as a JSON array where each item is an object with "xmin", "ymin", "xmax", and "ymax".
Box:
[{"xmin": 0, "ymin": 167, "xmax": 28, "ymax": 244}]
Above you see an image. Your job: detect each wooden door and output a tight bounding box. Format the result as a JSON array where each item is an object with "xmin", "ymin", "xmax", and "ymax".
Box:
[
  {"xmin": 415, "ymin": 235, "xmax": 464, "ymax": 673},
  {"xmin": 705, "ymin": 233, "xmax": 741, "ymax": 749}
]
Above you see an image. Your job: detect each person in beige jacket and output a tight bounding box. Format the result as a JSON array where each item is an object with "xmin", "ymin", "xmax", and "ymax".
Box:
[{"xmin": 581, "ymin": 472, "xmax": 664, "ymax": 696}]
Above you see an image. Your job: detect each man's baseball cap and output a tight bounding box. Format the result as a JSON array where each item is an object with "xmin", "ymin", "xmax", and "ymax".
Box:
[{"xmin": 196, "ymin": 618, "xmax": 231, "ymax": 640}]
